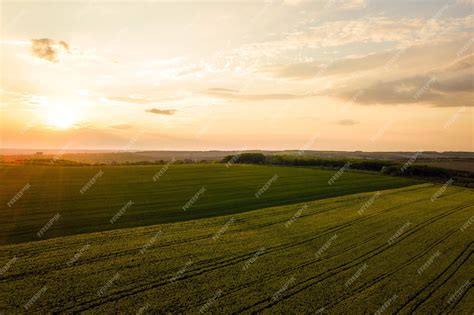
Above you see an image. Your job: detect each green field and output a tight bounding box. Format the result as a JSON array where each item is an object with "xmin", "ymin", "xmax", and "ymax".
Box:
[
  {"xmin": 0, "ymin": 183, "xmax": 472, "ymax": 313},
  {"xmin": 0, "ymin": 164, "xmax": 416, "ymax": 244}
]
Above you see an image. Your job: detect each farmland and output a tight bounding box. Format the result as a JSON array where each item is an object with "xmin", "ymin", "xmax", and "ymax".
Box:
[
  {"xmin": 0, "ymin": 183, "xmax": 472, "ymax": 313},
  {"xmin": 416, "ymin": 159, "xmax": 474, "ymax": 173},
  {"xmin": 0, "ymin": 164, "xmax": 416, "ymax": 245},
  {"xmin": 3, "ymin": 0, "xmax": 472, "ymax": 313}
]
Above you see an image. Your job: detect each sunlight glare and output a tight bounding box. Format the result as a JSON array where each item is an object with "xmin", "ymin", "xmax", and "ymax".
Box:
[{"xmin": 45, "ymin": 103, "xmax": 79, "ymax": 129}]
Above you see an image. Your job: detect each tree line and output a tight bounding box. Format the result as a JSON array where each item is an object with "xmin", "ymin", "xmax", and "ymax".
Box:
[{"xmin": 221, "ymin": 153, "xmax": 474, "ymax": 187}]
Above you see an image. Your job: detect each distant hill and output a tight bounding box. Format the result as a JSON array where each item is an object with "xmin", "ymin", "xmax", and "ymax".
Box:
[{"xmin": 1, "ymin": 149, "xmax": 473, "ymax": 164}]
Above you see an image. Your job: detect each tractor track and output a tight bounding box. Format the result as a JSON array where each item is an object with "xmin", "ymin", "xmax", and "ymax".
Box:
[
  {"xmin": 395, "ymin": 243, "xmax": 473, "ymax": 314},
  {"xmin": 237, "ymin": 203, "xmax": 472, "ymax": 313},
  {"xmin": 55, "ymin": 191, "xmax": 444, "ymax": 313}
]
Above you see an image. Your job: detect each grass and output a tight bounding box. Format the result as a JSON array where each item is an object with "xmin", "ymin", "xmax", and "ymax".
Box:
[
  {"xmin": 0, "ymin": 183, "xmax": 472, "ymax": 313},
  {"xmin": 0, "ymin": 164, "xmax": 417, "ymax": 245}
]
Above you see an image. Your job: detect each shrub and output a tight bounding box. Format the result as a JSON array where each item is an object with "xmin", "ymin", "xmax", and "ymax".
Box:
[{"xmin": 222, "ymin": 153, "xmax": 267, "ymax": 164}]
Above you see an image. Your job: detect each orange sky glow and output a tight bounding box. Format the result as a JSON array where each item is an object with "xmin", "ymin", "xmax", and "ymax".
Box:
[{"xmin": 0, "ymin": 0, "xmax": 472, "ymax": 151}]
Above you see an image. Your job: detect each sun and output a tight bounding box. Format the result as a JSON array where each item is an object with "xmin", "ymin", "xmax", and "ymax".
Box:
[{"xmin": 45, "ymin": 104, "xmax": 79, "ymax": 129}]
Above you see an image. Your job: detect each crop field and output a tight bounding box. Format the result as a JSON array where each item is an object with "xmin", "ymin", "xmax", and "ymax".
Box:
[
  {"xmin": 0, "ymin": 164, "xmax": 416, "ymax": 244},
  {"xmin": 416, "ymin": 159, "xmax": 474, "ymax": 173},
  {"xmin": 0, "ymin": 183, "xmax": 472, "ymax": 313}
]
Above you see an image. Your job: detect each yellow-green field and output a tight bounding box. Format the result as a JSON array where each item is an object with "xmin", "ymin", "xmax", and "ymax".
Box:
[
  {"xmin": 1, "ymin": 183, "xmax": 472, "ymax": 313},
  {"xmin": 0, "ymin": 164, "xmax": 416, "ymax": 245}
]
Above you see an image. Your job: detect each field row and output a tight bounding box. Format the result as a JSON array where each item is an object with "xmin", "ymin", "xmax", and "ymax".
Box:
[
  {"xmin": 0, "ymin": 183, "xmax": 472, "ymax": 313},
  {"xmin": 0, "ymin": 164, "xmax": 416, "ymax": 244}
]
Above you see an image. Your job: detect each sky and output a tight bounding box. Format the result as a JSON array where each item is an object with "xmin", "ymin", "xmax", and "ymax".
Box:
[{"xmin": 0, "ymin": 0, "xmax": 473, "ymax": 152}]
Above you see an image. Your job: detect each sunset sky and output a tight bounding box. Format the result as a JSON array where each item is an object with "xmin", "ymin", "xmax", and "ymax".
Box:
[{"xmin": 1, "ymin": 0, "xmax": 472, "ymax": 151}]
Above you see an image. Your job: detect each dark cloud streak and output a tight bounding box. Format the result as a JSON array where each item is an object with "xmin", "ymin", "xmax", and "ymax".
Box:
[
  {"xmin": 336, "ymin": 119, "xmax": 359, "ymax": 126},
  {"xmin": 145, "ymin": 108, "xmax": 177, "ymax": 115}
]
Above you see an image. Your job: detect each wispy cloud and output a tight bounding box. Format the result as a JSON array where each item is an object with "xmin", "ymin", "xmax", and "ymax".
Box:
[
  {"xmin": 108, "ymin": 95, "xmax": 181, "ymax": 104},
  {"xmin": 108, "ymin": 96, "xmax": 156, "ymax": 104},
  {"xmin": 445, "ymin": 53, "xmax": 474, "ymax": 72},
  {"xmin": 206, "ymin": 88, "xmax": 311, "ymax": 101},
  {"xmin": 262, "ymin": 40, "xmax": 474, "ymax": 80},
  {"xmin": 336, "ymin": 119, "xmax": 359, "ymax": 126},
  {"xmin": 236, "ymin": 15, "xmax": 473, "ymax": 59},
  {"xmin": 145, "ymin": 108, "xmax": 177, "ymax": 115},
  {"xmin": 335, "ymin": 73, "xmax": 473, "ymax": 107},
  {"xmin": 261, "ymin": 52, "xmax": 392, "ymax": 79}
]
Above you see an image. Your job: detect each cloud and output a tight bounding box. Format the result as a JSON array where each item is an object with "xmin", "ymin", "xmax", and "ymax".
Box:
[
  {"xmin": 236, "ymin": 15, "xmax": 472, "ymax": 59},
  {"xmin": 261, "ymin": 41, "xmax": 473, "ymax": 108},
  {"xmin": 205, "ymin": 88, "xmax": 310, "ymax": 101},
  {"xmin": 31, "ymin": 38, "xmax": 70, "ymax": 62},
  {"xmin": 335, "ymin": 73, "xmax": 473, "ymax": 107},
  {"xmin": 327, "ymin": 43, "xmax": 474, "ymax": 107},
  {"xmin": 261, "ymin": 40, "xmax": 473, "ymax": 80},
  {"xmin": 261, "ymin": 52, "xmax": 392, "ymax": 79},
  {"xmin": 208, "ymin": 88, "xmax": 239, "ymax": 93},
  {"xmin": 445, "ymin": 53, "xmax": 474, "ymax": 72},
  {"xmin": 145, "ymin": 108, "xmax": 177, "ymax": 115},
  {"xmin": 336, "ymin": 119, "xmax": 359, "ymax": 126},
  {"xmin": 432, "ymin": 73, "xmax": 473, "ymax": 93},
  {"xmin": 58, "ymin": 40, "xmax": 70, "ymax": 51},
  {"xmin": 108, "ymin": 95, "xmax": 180, "ymax": 104},
  {"xmin": 108, "ymin": 96, "xmax": 156, "ymax": 104}
]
